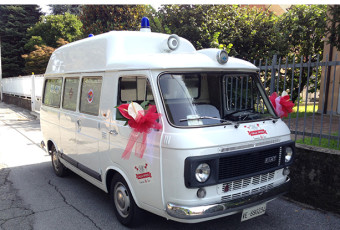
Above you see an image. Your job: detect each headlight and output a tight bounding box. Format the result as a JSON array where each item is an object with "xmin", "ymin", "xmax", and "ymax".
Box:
[
  {"xmin": 195, "ymin": 163, "xmax": 210, "ymax": 183},
  {"xmin": 285, "ymin": 146, "xmax": 293, "ymax": 163}
]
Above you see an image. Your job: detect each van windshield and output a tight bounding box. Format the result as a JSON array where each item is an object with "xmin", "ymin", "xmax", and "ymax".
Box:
[{"xmin": 159, "ymin": 72, "xmax": 276, "ymax": 127}]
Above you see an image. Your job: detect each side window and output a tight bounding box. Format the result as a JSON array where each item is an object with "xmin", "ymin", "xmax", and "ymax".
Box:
[
  {"xmin": 119, "ymin": 76, "xmax": 154, "ymax": 104},
  {"xmin": 43, "ymin": 78, "xmax": 62, "ymax": 107},
  {"xmin": 62, "ymin": 78, "xmax": 79, "ymax": 111},
  {"xmin": 79, "ymin": 77, "xmax": 102, "ymax": 116}
]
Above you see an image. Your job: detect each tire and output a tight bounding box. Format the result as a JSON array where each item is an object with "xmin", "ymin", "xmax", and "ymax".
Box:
[
  {"xmin": 110, "ymin": 174, "xmax": 144, "ymax": 227},
  {"xmin": 51, "ymin": 145, "xmax": 68, "ymax": 177}
]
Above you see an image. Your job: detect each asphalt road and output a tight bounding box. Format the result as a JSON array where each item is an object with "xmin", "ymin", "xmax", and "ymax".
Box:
[{"xmin": 1, "ymin": 102, "xmax": 340, "ymax": 230}]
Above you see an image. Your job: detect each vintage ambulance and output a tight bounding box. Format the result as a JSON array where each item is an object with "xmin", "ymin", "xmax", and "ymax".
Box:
[{"xmin": 40, "ymin": 18, "xmax": 294, "ymax": 226}]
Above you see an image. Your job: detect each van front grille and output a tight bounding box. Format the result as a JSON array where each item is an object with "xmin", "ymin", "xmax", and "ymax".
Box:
[
  {"xmin": 218, "ymin": 147, "xmax": 283, "ymax": 181},
  {"xmin": 221, "ymin": 183, "xmax": 275, "ymax": 202},
  {"xmin": 219, "ymin": 171, "xmax": 277, "ymax": 202},
  {"xmin": 218, "ymin": 171, "xmax": 275, "ymax": 194}
]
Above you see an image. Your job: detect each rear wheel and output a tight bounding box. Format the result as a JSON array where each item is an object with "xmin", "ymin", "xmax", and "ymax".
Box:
[
  {"xmin": 51, "ymin": 145, "xmax": 68, "ymax": 177},
  {"xmin": 110, "ymin": 174, "xmax": 144, "ymax": 226}
]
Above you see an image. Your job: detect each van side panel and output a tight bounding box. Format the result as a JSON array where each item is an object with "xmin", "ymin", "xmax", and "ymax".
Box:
[
  {"xmin": 59, "ymin": 109, "xmax": 78, "ymax": 157},
  {"xmin": 60, "ymin": 76, "xmax": 80, "ymax": 160},
  {"xmin": 104, "ymin": 71, "xmax": 164, "ymax": 211},
  {"xmin": 41, "ymin": 106, "xmax": 61, "ymax": 151},
  {"xmin": 75, "ymin": 76, "xmax": 103, "ymax": 181},
  {"xmin": 41, "ymin": 77, "xmax": 62, "ymax": 152},
  {"xmin": 98, "ymin": 72, "xmax": 116, "ymax": 189}
]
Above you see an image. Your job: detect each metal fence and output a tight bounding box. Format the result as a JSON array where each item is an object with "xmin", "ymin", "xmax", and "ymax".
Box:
[{"xmin": 255, "ymin": 54, "xmax": 340, "ymax": 149}]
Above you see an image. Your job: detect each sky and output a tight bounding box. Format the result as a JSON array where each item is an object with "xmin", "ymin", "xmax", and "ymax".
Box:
[{"xmin": 40, "ymin": 4, "xmax": 51, "ymax": 14}]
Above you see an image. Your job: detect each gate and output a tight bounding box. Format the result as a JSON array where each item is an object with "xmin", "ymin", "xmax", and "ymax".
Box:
[{"xmin": 255, "ymin": 54, "xmax": 340, "ymax": 149}]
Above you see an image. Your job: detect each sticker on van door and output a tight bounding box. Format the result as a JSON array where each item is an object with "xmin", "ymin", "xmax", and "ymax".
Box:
[
  {"xmin": 87, "ymin": 89, "xmax": 94, "ymax": 103},
  {"xmin": 134, "ymin": 163, "xmax": 152, "ymax": 184}
]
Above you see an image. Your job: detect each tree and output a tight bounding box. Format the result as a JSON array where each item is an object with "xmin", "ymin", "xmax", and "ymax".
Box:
[
  {"xmin": 25, "ymin": 13, "xmax": 83, "ymax": 51},
  {"xmin": 0, "ymin": 5, "xmax": 42, "ymax": 77},
  {"xmin": 277, "ymin": 5, "xmax": 327, "ymax": 101},
  {"xmin": 326, "ymin": 5, "xmax": 340, "ymax": 51},
  {"xmin": 149, "ymin": 5, "xmax": 212, "ymax": 48},
  {"xmin": 209, "ymin": 6, "xmax": 286, "ymax": 61},
  {"xmin": 279, "ymin": 5, "xmax": 327, "ymax": 61},
  {"xmin": 80, "ymin": 5, "xmax": 147, "ymax": 35},
  {"xmin": 49, "ymin": 5, "xmax": 82, "ymax": 16},
  {"xmin": 149, "ymin": 5, "xmax": 285, "ymax": 61},
  {"xmin": 22, "ymin": 38, "xmax": 68, "ymax": 75},
  {"xmin": 145, "ymin": 5, "xmax": 168, "ymax": 34}
]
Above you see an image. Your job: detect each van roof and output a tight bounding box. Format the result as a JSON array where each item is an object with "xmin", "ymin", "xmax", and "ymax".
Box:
[{"xmin": 45, "ymin": 31, "xmax": 258, "ymax": 74}]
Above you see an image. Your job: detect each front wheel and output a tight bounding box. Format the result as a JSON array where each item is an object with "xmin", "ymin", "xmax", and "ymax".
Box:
[
  {"xmin": 110, "ymin": 174, "xmax": 144, "ymax": 226},
  {"xmin": 51, "ymin": 145, "xmax": 68, "ymax": 177}
]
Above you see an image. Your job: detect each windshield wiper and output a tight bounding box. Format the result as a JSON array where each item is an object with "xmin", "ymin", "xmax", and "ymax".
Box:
[{"xmin": 179, "ymin": 116, "xmax": 240, "ymax": 128}]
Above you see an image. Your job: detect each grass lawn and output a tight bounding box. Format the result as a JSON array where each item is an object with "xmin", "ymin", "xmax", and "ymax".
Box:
[
  {"xmin": 288, "ymin": 104, "xmax": 339, "ymax": 150},
  {"xmin": 283, "ymin": 104, "xmax": 319, "ymax": 119},
  {"xmin": 296, "ymin": 133, "xmax": 340, "ymax": 150},
  {"xmin": 292, "ymin": 104, "xmax": 318, "ymax": 113}
]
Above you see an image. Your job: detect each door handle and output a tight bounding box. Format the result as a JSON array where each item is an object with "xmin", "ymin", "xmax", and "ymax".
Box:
[
  {"xmin": 77, "ymin": 119, "xmax": 81, "ymax": 128},
  {"xmin": 109, "ymin": 129, "xmax": 118, "ymax": 135}
]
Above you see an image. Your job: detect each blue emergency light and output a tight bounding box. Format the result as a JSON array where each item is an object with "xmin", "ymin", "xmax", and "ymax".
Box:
[{"xmin": 141, "ymin": 17, "xmax": 150, "ymax": 29}]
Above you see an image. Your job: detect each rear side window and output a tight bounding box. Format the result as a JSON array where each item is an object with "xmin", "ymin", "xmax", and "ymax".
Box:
[
  {"xmin": 43, "ymin": 78, "xmax": 62, "ymax": 107},
  {"xmin": 79, "ymin": 77, "xmax": 102, "ymax": 116},
  {"xmin": 62, "ymin": 78, "xmax": 79, "ymax": 111}
]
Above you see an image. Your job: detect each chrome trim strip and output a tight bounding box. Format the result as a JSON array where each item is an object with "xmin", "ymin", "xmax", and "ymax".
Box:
[
  {"xmin": 219, "ymin": 139, "xmax": 281, "ymax": 153},
  {"xmin": 60, "ymin": 152, "xmax": 102, "ymax": 182},
  {"xmin": 166, "ymin": 178, "xmax": 290, "ymax": 219}
]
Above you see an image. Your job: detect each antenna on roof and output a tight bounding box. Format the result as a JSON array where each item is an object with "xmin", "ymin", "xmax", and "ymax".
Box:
[{"xmin": 140, "ymin": 17, "xmax": 151, "ymax": 32}]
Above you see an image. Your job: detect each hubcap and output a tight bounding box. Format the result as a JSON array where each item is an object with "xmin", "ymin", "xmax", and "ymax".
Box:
[
  {"xmin": 52, "ymin": 151, "xmax": 60, "ymax": 170},
  {"xmin": 114, "ymin": 182, "xmax": 130, "ymax": 218}
]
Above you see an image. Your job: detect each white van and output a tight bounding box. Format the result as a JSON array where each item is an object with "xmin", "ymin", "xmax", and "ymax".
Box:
[{"xmin": 40, "ymin": 19, "xmax": 294, "ymax": 226}]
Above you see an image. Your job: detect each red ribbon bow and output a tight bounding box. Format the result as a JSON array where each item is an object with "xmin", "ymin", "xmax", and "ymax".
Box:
[
  {"xmin": 269, "ymin": 92, "xmax": 294, "ymax": 118},
  {"xmin": 117, "ymin": 104, "xmax": 162, "ymax": 159}
]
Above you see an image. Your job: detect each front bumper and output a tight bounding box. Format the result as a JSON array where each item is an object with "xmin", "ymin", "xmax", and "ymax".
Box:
[{"xmin": 166, "ymin": 177, "xmax": 290, "ymax": 220}]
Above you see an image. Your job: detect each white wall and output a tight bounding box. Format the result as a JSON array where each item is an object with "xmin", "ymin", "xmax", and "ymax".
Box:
[{"xmin": 2, "ymin": 75, "xmax": 44, "ymax": 112}]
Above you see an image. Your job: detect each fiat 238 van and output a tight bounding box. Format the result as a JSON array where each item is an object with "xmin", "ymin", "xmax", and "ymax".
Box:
[{"xmin": 40, "ymin": 18, "xmax": 294, "ymax": 226}]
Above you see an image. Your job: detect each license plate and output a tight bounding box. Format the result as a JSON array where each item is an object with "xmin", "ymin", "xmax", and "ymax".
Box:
[{"xmin": 241, "ymin": 203, "xmax": 266, "ymax": 222}]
